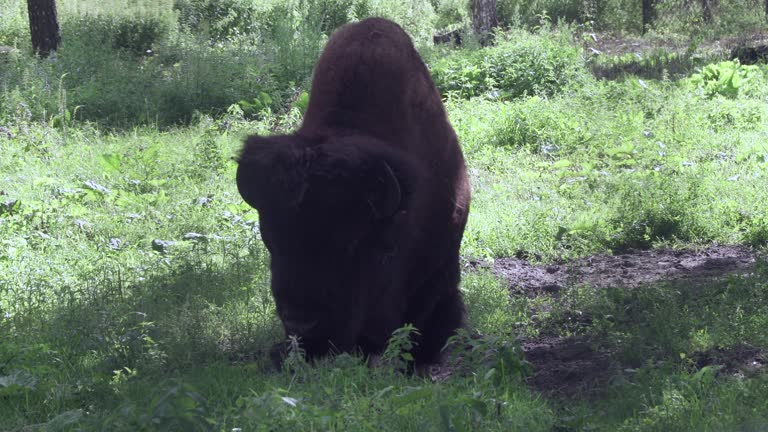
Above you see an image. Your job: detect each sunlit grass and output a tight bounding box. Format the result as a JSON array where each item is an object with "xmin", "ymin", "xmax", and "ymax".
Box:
[{"xmin": 2, "ymin": 1, "xmax": 768, "ymax": 429}]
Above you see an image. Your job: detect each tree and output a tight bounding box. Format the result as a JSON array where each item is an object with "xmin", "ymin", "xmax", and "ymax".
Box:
[
  {"xmin": 27, "ymin": 0, "xmax": 61, "ymax": 57},
  {"xmin": 642, "ymin": 0, "xmax": 657, "ymax": 34},
  {"xmin": 701, "ymin": 0, "xmax": 714, "ymax": 23},
  {"xmin": 471, "ymin": 0, "xmax": 498, "ymax": 47}
]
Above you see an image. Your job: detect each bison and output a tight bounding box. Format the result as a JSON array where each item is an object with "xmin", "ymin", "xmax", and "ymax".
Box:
[{"xmin": 236, "ymin": 17, "xmax": 471, "ymax": 368}]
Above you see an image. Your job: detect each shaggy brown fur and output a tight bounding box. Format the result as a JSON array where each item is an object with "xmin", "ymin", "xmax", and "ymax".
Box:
[{"xmin": 236, "ymin": 17, "xmax": 470, "ymax": 368}]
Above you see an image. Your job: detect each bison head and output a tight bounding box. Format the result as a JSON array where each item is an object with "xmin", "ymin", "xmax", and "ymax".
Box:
[{"xmin": 236, "ymin": 134, "xmax": 420, "ymax": 358}]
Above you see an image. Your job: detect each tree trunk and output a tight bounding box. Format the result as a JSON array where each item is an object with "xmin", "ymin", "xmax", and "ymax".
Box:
[
  {"xmin": 471, "ymin": 0, "xmax": 498, "ymax": 47},
  {"xmin": 27, "ymin": 0, "xmax": 61, "ymax": 58},
  {"xmin": 583, "ymin": 0, "xmax": 599, "ymax": 23},
  {"xmin": 642, "ymin": 0, "xmax": 656, "ymax": 34},
  {"xmin": 701, "ymin": 0, "xmax": 713, "ymax": 23}
]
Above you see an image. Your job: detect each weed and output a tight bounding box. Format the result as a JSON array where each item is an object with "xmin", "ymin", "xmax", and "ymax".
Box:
[{"xmin": 686, "ymin": 59, "xmax": 765, "ymax": 99}]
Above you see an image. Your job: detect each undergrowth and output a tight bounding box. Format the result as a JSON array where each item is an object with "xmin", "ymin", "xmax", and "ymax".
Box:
[{"xmin": 2, "ymin": 0, "xmax": 768, "ymax": 430}]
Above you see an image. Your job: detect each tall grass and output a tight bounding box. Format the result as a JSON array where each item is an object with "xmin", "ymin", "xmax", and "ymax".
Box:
[{"xmin": 2, "ymin": 1, "xmax": 768, "ymax": 430}]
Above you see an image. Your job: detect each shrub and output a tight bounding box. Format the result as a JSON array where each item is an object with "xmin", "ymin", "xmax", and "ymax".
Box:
[
  {"xmin": 0, "ymin": 0, "xmax": 28, "ymax": 47},
  {"xmin": 263, "ymin": 1, "xmax": 330, "ymax": 89},
  {"xmin": 367, "ymin": 0, "xmax": 438, "ymax": 47},
  {"xmin": 429, "ymin": 29, "xmax": 585, "ymax": 99},
  {"xmin": 587, "ymin": 0, "xmax": 642, "ymax": 33},
  {"xmin": 434, "ymin": 0, "xmax": 471, "ymax": 31},
  {"xmin": 686, "ymin": 60, "xmax": 765, "ymax": 99},
  {"xmin": 3, "ymin": 0, "xmax": 443, "ymax": 128},
  {"xmin": 606, "ymin": 169, "xmax": 701, "ymax": 249},
  {"xmin": 496, "ymin": 0, "xmax": 586, "ymax": 29},
  {"xmin": 173, "ymin": 0, "xmax": 263, "ymax": 40},
  {"xmin": 1, "ymin": 24, "xmax": 277, "ymax": 127},
  {"xmin": 653, "ymin": 0, "xmax": 767, "ymax": 37},
  {"xmin": 111, "ymin": 17, "xmax": 171, "ymax": 55},
  {"xmin": 65, "ymin": 16, "xmax": 171, "ymax": 56},
  {"xmin": 78, "ymin": 34, "xmax": 276, "ymax": 126},
  {"xmin": 308, "ymin": 0, "xmax": 355, "ymax": 35},
  {"xmin": 174, "ymin": 0, "xmax": 354, "ymax": 42}
]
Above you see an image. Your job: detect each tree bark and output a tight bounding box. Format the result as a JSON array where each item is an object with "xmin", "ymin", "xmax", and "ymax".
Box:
[
  {"xmin": 701, "ymin": 0, "xmax": 714, "ymax": 23},
  {"xmin": 641, "ymin": 0, "xmax": 657, "ymax": 34},
  {"xmin": 27, "ymin": 0, "xmax": 61, "ymax": 58},
  {"xmin": 471, "ymin": 0, "xmax": 498, "ymax": 47}
]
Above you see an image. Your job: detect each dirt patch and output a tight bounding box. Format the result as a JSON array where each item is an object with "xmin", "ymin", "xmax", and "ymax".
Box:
[
  {"xmin": 518, "ymin": 340, "xmax": 765, "ymax": 398},
  {"xmin": 426, "ymin": 334, "xmax": 614, "ymax": 398},
  {"xmin": 523, "ymin": 336, "xmax": 613, "ymax": 397},
  {"xmin": 582, "ymin": 30, "xmax": 768, "ymax": 79},
  {"xmin": 460, "ymin": 245, "xmax": 762, "ymax": 396},
  {"xmin": 587, "ymin": 30, "xmax": 768, "ymax": 59},
  {"xmin": 236, "ymin": 246, "xmax": 763, "ymax": 398},
  {"xmin": 487, "ymin": 245, "xmax": 757, "ymax": 295},
  {"xmin": 692, "ymin": 344, "xmax": 766, "ymax": 377}
]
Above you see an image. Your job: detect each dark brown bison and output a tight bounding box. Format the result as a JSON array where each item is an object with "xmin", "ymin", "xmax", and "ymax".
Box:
[{"xmin": 236, "ymin": 17, "xmax": 470, "ymax": 368}]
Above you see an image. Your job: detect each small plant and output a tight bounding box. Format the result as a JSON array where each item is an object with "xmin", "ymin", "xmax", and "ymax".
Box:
[
  {"xmin": 101, "ymin": 380, "xmax": 211, "ymax": 430},
  {"xmin": 99, "ymin": 314, "xmax": 167, "ymax": 373},
  {"xmin": 497, "ymin": 0, "xmax": 586, "ymax": 29},
  {"xmin": 379, "ymin": 324, "xmax": 420, "ymax": 372},
  {"xmin": 445, "ymin": 329, "xmax": 532, "ymax": 384},
  {"xmin": 686, "ymin": 60, "xmax": 762, "ymax": 99},
  {"xmin": 237, "ymin": 92, "xmax": 274, "ymax": 119},
  {"xmin": 282, "ymin": 335, "xmax": 309, "ymax": 372}
]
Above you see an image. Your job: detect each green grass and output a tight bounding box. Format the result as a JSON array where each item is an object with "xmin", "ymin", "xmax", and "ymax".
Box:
[
  {"xmin": 2, "ymin": 1, "xmax": 768, "ymax": 430},
  {"xmin": 549, "ymin": 271, "xmax": 768, "ymax": 431},
  {"xmin": 3, "ymin": 71, "xmax": 768, "ymax": 429},
  {"xmin": 456, "ymin": 72, "xmax": 768, "ymax": 260}
]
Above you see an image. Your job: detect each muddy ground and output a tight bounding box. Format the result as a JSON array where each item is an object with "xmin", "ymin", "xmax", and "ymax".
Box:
[
  {"xmin": 457, "ymin": 245, "xmax": 766, "ymax": 397},
  {"xmin": 488, "ymin": 245, "xmax": 757, "ymax": 293},
  {"xmin": 230, "ymin": 245, "xmax": 765, "ymax": 397},
  {"xmin": 588, "ymin": 31, "xmax": 768, "ymax": 59},
  {"xmin": 582, "ymin": 30, "xmax": 768, "ymax": 79}
]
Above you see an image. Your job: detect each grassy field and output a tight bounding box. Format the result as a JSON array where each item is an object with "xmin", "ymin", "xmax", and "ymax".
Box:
[{"xmin": 2, "ymin": 0, "xmax": 768, "ymax": 430}]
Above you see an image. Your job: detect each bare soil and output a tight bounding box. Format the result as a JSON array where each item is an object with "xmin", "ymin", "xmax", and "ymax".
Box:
[
  {"xmin": 522, "ymin": 336, "xmax": 613, "ymax": 397},
  {"xmin": 693, "ymin": 343, "xmax": 766, "ymax": 378},
  {"xmin": 459, "ymin": 245, "xmax": 764, "ymax": 397},
  {"xmin": 583, "ymin": 30, "xmax": 768, "ymax": 79},
  {"xmin": 588, "ymin": 31, "xmax": 768, "ymax": 59},
  {"xmin": 489, "ymin": 245, "xmax": 757, "ymax": 294},
  {"xmin": 235, "ymin": 245, "xmax": 763, "ymax": 398}
]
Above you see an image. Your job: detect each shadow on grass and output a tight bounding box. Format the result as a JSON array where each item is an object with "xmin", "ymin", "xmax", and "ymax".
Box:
[
  {"xmin": 12, "ymin": 241, "xmax": 280, "ymax": 380},
  {"xmin": 498, "ymin": 249, "xmax": 768, "ymax": 400}
]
